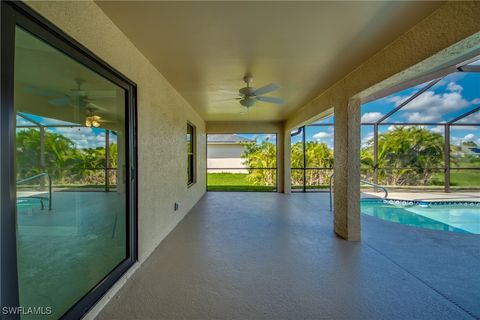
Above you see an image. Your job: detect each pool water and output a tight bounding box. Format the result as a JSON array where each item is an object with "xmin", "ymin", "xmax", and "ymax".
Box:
[
  {"xmin": 361, "ymin": 199, "xmax": 480, "ymax": 234},
  {"xmin": 17, "ymin": 197, "xmax": 44, "ymax": 210}
]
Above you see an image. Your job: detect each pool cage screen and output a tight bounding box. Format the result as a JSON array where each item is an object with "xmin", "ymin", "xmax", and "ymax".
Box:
[{"xmin": 292, "ymin": 57, "xmax": 480, "ymax": 192}]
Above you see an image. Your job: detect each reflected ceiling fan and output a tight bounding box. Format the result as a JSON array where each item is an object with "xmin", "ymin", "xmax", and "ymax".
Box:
[
  {"xmin": 23, "ymin": 78, "xmax": 113, "ymax": 128},
  {"xmin": 236, "ymin": 75, "xmax": 284, "ymax": 110},
  {"xmin": 85, "ymin": 106, "xmax": 110, "ymax": 128},
  {"xmin": 24, "ymin": 77, "xmax": 115, "ymax": 108}
]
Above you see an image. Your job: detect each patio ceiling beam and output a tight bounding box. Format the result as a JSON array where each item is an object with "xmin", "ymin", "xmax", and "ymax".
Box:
[
  {"xmin": 375, "ymin": 78, "xmax": 442, "ymax": 124},
  {"xmin": 448, "ymin": 105, "xmax": 480, "ymax": 124}
]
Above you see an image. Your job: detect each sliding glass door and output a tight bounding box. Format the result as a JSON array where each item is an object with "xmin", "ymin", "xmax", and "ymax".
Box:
[{"xmin": 1, "ymin": 2, "xmax": 137, "ymax": 319}]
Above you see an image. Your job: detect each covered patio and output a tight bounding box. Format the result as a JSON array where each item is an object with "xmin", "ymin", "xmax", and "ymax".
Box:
[
  {"xmin": 96, "ymin": 192, "xmax": 479, "ymax": 320},
  {"xmin": 1, "ymin": 1, "xmax": 480, "ymax": 319}
]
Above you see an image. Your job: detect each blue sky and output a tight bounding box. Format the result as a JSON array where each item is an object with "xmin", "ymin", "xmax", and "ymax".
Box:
[
  {"xmin": 238, "ymin": 133, "xmax": 277, "ymax": 144},
  {"xmin": 16, "ymin": 113, "xmax": 116, "ymax": 149},
  {"xmin": 305, "ymin": 70, "xmax": 480, "ymax": 148}
]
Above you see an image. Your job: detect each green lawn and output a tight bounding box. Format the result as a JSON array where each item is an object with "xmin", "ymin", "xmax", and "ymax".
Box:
[
  {"xmin": 207, "ymin": 173, "xmax": 276, "ymax": 192},
  {"xmin": 450, "ymin": 169, "xmax": 480, "ymax": 187}
]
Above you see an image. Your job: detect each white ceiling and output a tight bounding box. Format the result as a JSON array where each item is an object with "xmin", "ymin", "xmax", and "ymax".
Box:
[{"xmin": 96, "ymin": 1, "xmax": 443, "ymax": 122}]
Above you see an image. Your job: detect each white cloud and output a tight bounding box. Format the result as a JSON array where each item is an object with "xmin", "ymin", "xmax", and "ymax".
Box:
[
  {"xmin": 451, "ymin": 125, "xmax": 478, "ymax": 132},
  {"xmin": 403, "ymin": 112, "xmax": 440, "ymax": 123},
  {"xmin": 313, "ymin": 132, "xmax": 332, "ymax": 140},
  {"xmin": 463, "ymin": 133, "xmax": 475, "ymax": 141},
  {"xmin": 388, "ymin": 95, "xmax": 411, "ymax": 107},
  {"xmin": 382, "ymin": 81, "xmax": 477, "ymax": 123},
  {"xmin": 52, "ymin": 127, "xmax": 106, "ymax": 149},
  {"xmin": 472, "ymin": 98, "xmax": 480, "ymax": 104},
  {"xmin": 361, "ymin": 112, "xmax": 384, "ymax": 123},
  {"xmin": 361, "ymin": 132, "xmax": 374, "ymax": 147},
  {"xmin": 447, "ymin": 82, "xmax": 463, "ymax": 92},
  {"xmin": 457, "ymin": 111, "xmax": 480, "ymax": 124},
  {"xmin": 429, "ymin": 126, "xmax": 444, "ymax": 134},
  {"xmin": 403, "ymin": 91, "xmax": 469, "ymax": 113},
  {"xmin": 400, "ymin": 89, "xmax": 471, "ymax": 122}
]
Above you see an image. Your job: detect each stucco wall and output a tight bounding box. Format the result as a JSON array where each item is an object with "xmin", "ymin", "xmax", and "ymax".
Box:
[{"xmin": 23, "ymin": 0, "xmax": 206, "ymax": 298}]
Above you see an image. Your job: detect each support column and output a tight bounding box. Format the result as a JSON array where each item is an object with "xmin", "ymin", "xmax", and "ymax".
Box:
[
  {"xmin": 117, "ymin": 131, "xmax": 126, "ymax": 194},
  {"xmin": 333, "ymin": 98, "xmax": 361, "ymax": 240},
  {"xmin": 39, "ymin": 126, "xmax": 46, "ymax": 191},
  {"xmin": 444, "ymin": 124, "xmax": 450, "ymax": 193},
  {"xmin": 276, "ymin": 126, "xmax": 284, "ymax": 193},
  {"xmin": 105, "ymin": 129, "xmax": 110, "ymax": 192},
  {"xmin": 302, "ymin": 126, "xmax": 306, "ymax": 192},
  {"xmin": 283, "ymin": 129, "xmax": 291, "ymax": 194}
]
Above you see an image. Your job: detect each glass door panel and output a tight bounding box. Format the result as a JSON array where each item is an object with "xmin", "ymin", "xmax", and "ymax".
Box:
[{"xmin": 14, "ymin": 26, "xmax": 127, "ymax": 319}]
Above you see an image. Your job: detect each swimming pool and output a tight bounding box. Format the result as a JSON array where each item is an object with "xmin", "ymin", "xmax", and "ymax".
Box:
[
  {"xmin": 16, "ymin": 197, "xmax": 45, "ymax": 210},
  {"xmin": 361, "ymin": 199, "xmax": 480, "ymax": 234}
]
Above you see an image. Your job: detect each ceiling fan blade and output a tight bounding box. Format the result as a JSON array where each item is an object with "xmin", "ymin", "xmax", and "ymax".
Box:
[
  {"xmin": 86, "ymin": 90, "xmax": 116, "ymax": 98},
  {"xmin": 253, "ymin": 83, "xmax": 279, "ymax": 96},
  {"xmin": 211, "ymin": 97, "xmax": 241, "ymax": 103},
  {"xmin": 23, "ymin": 86, "xmax": 64, "ymax": 97},
  {"xmin": 48, "ymin": 96, "xmax": 71, "ymax": 106},
  {"xmin": 87, "ymin": 102, "xmax": 109, "ymax": 112},
  {"xmin": 256, "ymin": 96, "xmax": 285, "ymax": 105}
]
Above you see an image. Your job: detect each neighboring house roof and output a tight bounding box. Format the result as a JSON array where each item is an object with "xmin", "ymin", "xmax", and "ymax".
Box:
[{"xmin": 207, "ymin": 134, "xmax": 251, "ymax": 144}]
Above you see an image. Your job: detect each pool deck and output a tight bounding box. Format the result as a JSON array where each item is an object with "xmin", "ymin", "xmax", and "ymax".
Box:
[{"xmin": 362, "ymin": 191, "xmax": 480, "ymax": 202}]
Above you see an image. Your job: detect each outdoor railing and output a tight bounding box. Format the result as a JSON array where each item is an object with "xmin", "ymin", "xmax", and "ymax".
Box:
[
  {"xmin": 16, "ymin": 172, "xmax": 52, "ymax": 210},
  {"xmin": 328, "ymin": 173, "xmax": 388, "ymax": 211}
]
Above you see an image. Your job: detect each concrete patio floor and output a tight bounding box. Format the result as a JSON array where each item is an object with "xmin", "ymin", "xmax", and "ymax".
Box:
[{"xmin": 97, "ymin": 192, "xmax": 480, "ymax": 320}]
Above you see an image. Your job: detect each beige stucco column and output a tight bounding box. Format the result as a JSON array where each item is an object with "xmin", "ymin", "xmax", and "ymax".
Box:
[{"xmin": 333, "ymin": 98, "xmax": 361, "ymax": 240}]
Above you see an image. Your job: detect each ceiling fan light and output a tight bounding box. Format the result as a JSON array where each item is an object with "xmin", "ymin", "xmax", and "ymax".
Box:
[
  {"xmin": 92, "ymin": 120, "xmax": 101, "ymax": 128},
  {"xmin": 85, "ymin": 118, "xmax": 92, "ymax": 127}
]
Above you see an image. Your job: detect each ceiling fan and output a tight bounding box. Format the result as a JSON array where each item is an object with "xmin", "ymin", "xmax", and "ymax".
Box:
[
  {"xmin": 237, "ymin": 75, "xmax": 284, "ymax": 109},
  {"xmin": 23, "ymin": 77, "xmax": 115, "ymax": 107},
  {"xmin": 23, "ymin": 77, "xmax": 112, "ymax": 127},
  {"xmin": 85, "ymin": 106, "xmax": 110, "ymax": 128}
]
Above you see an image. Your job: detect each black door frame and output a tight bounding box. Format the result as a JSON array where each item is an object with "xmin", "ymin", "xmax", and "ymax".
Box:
[{"xmin": 0, "ymin": 2, "xmax": 138, "ymax": 319}]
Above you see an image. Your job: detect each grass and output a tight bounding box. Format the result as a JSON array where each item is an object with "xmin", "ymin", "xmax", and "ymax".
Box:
[
  {"xmin": 207, "ymin": 173, "xmax": 276, "ymax": 192},
  {"xmin": 450, "ymin": 169, "xmax": 480, "ymax": 187}
]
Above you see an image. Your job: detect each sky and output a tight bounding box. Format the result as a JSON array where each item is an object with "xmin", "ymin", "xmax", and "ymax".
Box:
[
  {"xmin": 236, "ymin": 133, "xmax": 277, "ymax": 144},
  {"xmin": 306, "ymin": 69, "xmax": 480, "ymax": 149},
  {"xmin": 16, "ymin": 113, "xmax": 116, "ymax": 149}
]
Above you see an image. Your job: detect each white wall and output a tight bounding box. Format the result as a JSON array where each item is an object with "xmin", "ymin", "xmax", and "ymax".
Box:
[
  {"xmin": 207, "ymin": 143, "xmax": 245, "ymax": 171},
  {"xmin": 207, "ymin": 144, "xmax": 248, "ymax": 173}
]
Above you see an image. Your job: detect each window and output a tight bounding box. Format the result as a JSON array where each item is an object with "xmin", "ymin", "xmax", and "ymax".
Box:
[{"xmin": 187, "ymin": 123, "xmax": 196, "ymax": 185}]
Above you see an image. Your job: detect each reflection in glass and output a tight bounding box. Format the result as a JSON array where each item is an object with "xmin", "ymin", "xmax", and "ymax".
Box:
[{"xmin": 14, "ymin": 27, "xmax": 127, "ymax": 319}]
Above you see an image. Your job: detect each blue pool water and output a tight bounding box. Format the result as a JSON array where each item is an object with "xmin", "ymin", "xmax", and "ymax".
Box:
[
  {"xmin": 16, "ymin": 197, "xmax": 44, "ymax": 210},
  {"xmin": 361, "ymin": 199, "xmax": 480, "ymax": 234}
]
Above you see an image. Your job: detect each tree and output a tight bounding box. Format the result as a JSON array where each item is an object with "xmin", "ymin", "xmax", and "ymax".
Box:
[
  {"xmin": 16, "ymin": 128, "xmax": 118, "ymax": 186},
  {"xmin": 241, "ymin": 138, "xmax": 277, "ymax": 186},
  {"xmin": 241, "ymin": 138, "xmax": 334, "ymax": 188},
  {"xmin": 361, "ymin": 126, "xmax": 444, "ymax": 185}
]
